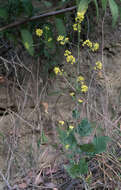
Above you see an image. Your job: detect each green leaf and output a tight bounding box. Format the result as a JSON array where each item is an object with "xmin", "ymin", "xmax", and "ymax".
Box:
[
  {"xmin": 109, "ymin": 0, "xmax": 119, "ymax": 26},
  {"xmin": 93, "ymin": 136, "xmax": 110, "ymax": 154},
  {"xmin": 77, "ymin": 0, "xmax": 89, "ymax": 13},
  {"xmin": 66, "ymin": 131, "xmax": 77, "ymax": 148},
  {"xmin": 57, "ymin": 127, "xmax": 67, "ymax": 144},
  {"xmin": 119, "ymin": 7, "xmax": 121, "ymax": 20},
  {"xmin": 0, "ymin": 7, "xmax": 8, "ymax": 20},
  {"xmin": 65, "ymin": 159, "xmax": 88, "ymax": 178},
  {"xmin": 76, "ymin": 119, "xmax": 93, "ymax": 137},
  {"xmin": 93, "ymin": 0, "xmax": 99, "ymax": 19},
  {"xmin": 43, "ymin": 1, "xmax": 52, "ymax": 7},
  {"xmin": 20, "ymin": 29, "xmax": 34, "ymax": 56},
  {"xmin": 101, "ymin": 0, "xmax": 108, "ymax": 11},
  {"xmin": 43, "ymin": 25, "xmax": 55, "ymax": 52},
  {"xmin": 21, "ymin": 0, "xmax": 33, "ymax": 16},
  {"xmin": 41, "ymin": 131, "xmax": 48, "ymax": 144},
  {"xmin": 72, "ymin": 109, "xmax": 80, "ymax": 119},
  {"xmin": 79, "ymin": 143, "xmax": 95, "ymax": 152},
  {"xmin": 55, "ymin": 17, "xmax": 66, "ymax": 36}
]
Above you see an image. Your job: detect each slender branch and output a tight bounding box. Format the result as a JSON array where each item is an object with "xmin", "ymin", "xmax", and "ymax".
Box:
[
  {"xmin": 0, "ymin": 6, "xmax": 77, "ymax": 32},
  {"xmin": 0, "ymin": 170, "xmax": 12, "ymax": 190}
]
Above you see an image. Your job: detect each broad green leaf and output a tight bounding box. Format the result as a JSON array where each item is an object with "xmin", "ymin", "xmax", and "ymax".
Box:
[
  {"xmin": 77, "ymin": 0, "xmax": 89, "ymax": 14},
  {"xmin": 55, "ymin": 17, "xmax": 66, "ymax": 36},
  {"xmin": 101, "ymin": 0, "xmax": 108, "ymax": 11},
  {"xmin": 76, "ymin": 119, "xmax": 93, "ymax": 137},
  {"xmin": 93, "ymin": 0, "xmax": 99, "ymax": 18},
  {"xmin": 65, "ymin": 159, "xmax": 88, "ymax": 178},
  {"xmin": 0, "ymin": 7, "xmax": 8, "ymax": 20},
  {"xmin": 93, "ymin": 136, "xmax": 110, "ymax": 154},
  {"xmin": 109, "ymin": 0, "xmax": 119, "ymax": 26},
  {"xmin": 79, "ymin": 143, "xmax": 95, "ymax": 152},
  {"xmin": 20, "ymin": 29, "xmax": 34, "ymax": 56},
  {"xmin": 66, "ymin": 131, "xmax": 77, "ymax": 148}
]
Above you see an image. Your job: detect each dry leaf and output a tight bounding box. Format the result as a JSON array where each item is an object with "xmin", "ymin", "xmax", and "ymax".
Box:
[
  {"xmin": 18, "ymin": 182, "xmax": 27, "ymax": 189},
  {"xmin": 0, "ymin": 76, "xmax": 5, "ymax": 83},
  {"xmin": 98, "ymin": 71, "xmax": 103, "ymax": 79},
  {"xmin": 41, "ymin": 102, "xmax": 48, "ymax": 113},
  {"xmin": 34, "ymin": 172, "xmax": 44, "ymax": 185}
]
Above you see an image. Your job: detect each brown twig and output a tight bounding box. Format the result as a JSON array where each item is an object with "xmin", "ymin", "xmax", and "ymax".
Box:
[{"xmin": 0, "ymin": 6, "xmax": 77, "ymax": 32}]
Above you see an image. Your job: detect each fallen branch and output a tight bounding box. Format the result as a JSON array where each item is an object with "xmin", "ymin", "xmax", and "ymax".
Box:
[{"xmin": 0, "ymin": 6, "xmax": 77, "ymax": 32}]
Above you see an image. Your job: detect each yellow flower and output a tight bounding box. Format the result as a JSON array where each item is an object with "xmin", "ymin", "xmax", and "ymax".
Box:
[
  {"xmin": 45, "ymin": 26, "xmax": 49, "ymax": 30},
  {"xmin": 75, "ymin": 11, "xmax": 85, "ymax": 23},
  {"xmin": 48, "ymin": 37, "xmax": 52, "ymax": 42},
  {"xmin": 57, "ymin": 35, "xmax": 64, "ymax": 41},
  {"xmin": 66, "ymin": 55, "xmax": 75, "ymax": 64},
  {"xmin": 73, "ymin": 23, "xmax": 78, "ymax": 31},
  {"xmin": 60, "ymin": 41, "xmax": 65, "ymax": 45},
  {"xmin": 92, "ymin": 43, "xmax": 99, "ymax": 51},
  {"xmin": 57, "ymin": 36, "xmax": 69, "ymax": 45},
  {"xmin": 36, "ymin": 28, "xmax": 43, "ymax": 37},
  {"xmin": 81, "ymin": 85, "xmax": 88, "ymax": 93},
  {"xmin": 64, "ymin": 50, "xmax": 72, "ymax": 56},
  {"xmin": 59, "ymin": 121, "xmax": 64, "ymax": 125},
  {"xmin": 70, "ymin": 92, "xmax": 75, "ymax": 96},
  {"xmin": 82, "ymin": 39, "xmax": 92, "ymax": 48},
  {"xmin": 77, "ymin": 76, "xmax": 84, "ymax": 82},
  {"xmin": 65, "ymin": 144, "xmax": 70, "ymax": 150},
  {"xmin": 65, "ymin": 37, "xmax": 69, "ymax": 42},
  {"xmin": 69, "ymin": 125, "xmax": 74, "ymax": 130},
  {"xmin": 95, "ymin": 61, "xmax": 102, "ymax": 70},
  {"xmin": 54, "ymin": 67, "xmax": 61, "ymax": 75},
  {"xmin": 78, "ymin": 99, "xmax": 83, "ymax": 103}
]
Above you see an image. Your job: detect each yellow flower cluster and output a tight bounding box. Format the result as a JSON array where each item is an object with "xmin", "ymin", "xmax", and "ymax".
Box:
[
  {"xmin": 64, "ymin": 50, "xmax": 76, "ymax": 64},
  {"xmin": 65, "ymin": 144, "xmax": 70, "ymax": 150},
  {"xmin": 57, "ymin": 35, "xmax": 69, "ymax": 45},
  {"xmin": 92, "ymin": 43, "xmax": 99, "ymax": 51},
  {"xmin": 73, "ymin": 11, "xmax": 85, "ymax": 32},
  {"xmin": 77, "ymin": 75, "xmax": 84, "ymax": 82},
  {"xmin": 82, "ymin": 39, "xmax": 92, "ymax": 48},
  {"xmin": 70, "ymin": 92, "xmax": 75, "ymax": 97},
  {"xmin": 45, "ymin": 26, "xmax": 50, "ymax": 30},
  {"xmin": 81, "ymin": 85, "xmax": 88, "ymax": 93},
  {"xmin": 75, "ymin": 11, "xmax": 85, "ymax": 24},
  {"xmin": 73, "ymin": 10, "xmax": 86, "ymax": 32},
  {"xmin": 58, "ymin": 120, "xmax": 64, "ymax": 125},
  {"xmin": 77, "ymin": 75, "xmax": 88, "ymax": 93},
  {"xmin": 69, "ymin": 125, "xmax": 74, "ymax": 130},
  {"xmin": 36, "ymin": 28, "xmax": 43, "ymax": 37},
  {"xmin": 82, "ymin": 40, "xmax": 99, "ymax": 51},
  {"xmin": 78, "ymin": 99, "xmax": 83, "ymax": 103},
  {"xmin": 73, "ymin": 23, "xmax": 78, "ymax": 31},
  {"xmin": 54, "ymin": 67, "xmax": 62, "ymax": 75},
  {"xmin": 48, "ymin": 37, "xmax": 52, "ymax": 42},
  {"xmin": 94, "ymin": 61, "xmax": 102, "ymax": 70}
]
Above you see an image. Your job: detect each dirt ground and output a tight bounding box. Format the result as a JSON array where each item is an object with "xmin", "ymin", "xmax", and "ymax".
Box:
[{"xmin": 0, "ymin": 17, "xmax": 121, "ymax": 189}]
